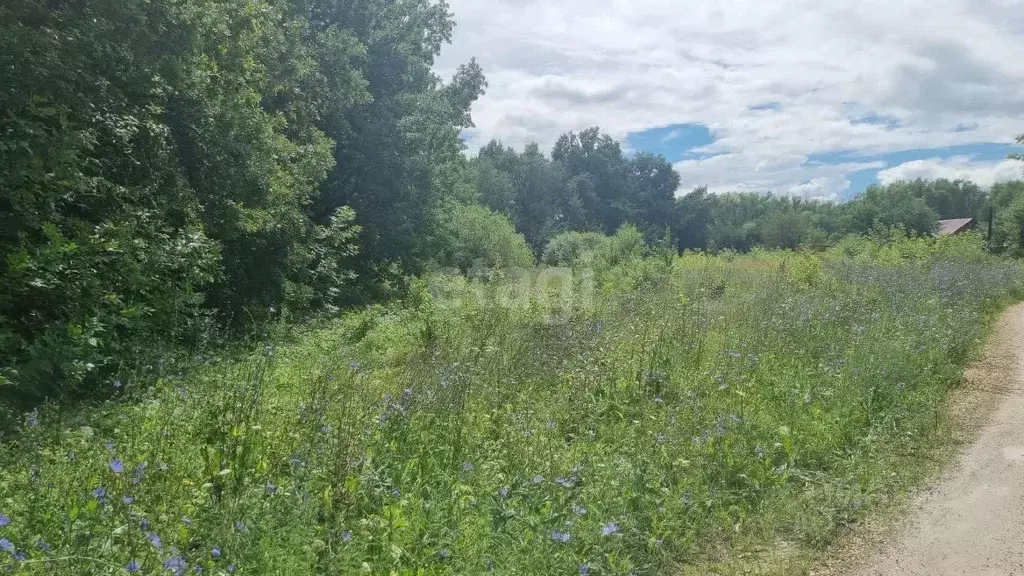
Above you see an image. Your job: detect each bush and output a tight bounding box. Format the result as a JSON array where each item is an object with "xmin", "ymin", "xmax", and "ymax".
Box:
[
  {"xmin": 440, "ymin": 204, "xmax": 535, "ymax": 272},
  {"xmin": 541, "ymin": 231, "xmax": 609, "ymax": 266}
]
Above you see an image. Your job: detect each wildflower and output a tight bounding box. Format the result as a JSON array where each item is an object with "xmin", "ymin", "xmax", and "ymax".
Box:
[
  {"xmin": 0, "ymin": 539, "xmax": 12, "ymax": 552},
  {"xmin": 13, "ymin": 551, "xmax": 25, "ymax": 562},
  {"xmin": 234, "ymin": 521, "xmax": 247, "ymax": 533},
  {"xmin": 26, "ymin": 410, "xmax": 39, "ymax": 427},
  {"xmin": 348, "ymin": 360, "xmax": 361, "ymax": 371},
  {"xmin": 126, "ymin": 560, "xmax": 142, "ymax": 573},
  {"xmin": 656, "ymin": 434, "xmax": 667, "ymax": 444},
  {"xmin": 439, "ymin": 548, "xmax": 450, "ymax": 559},
  {"xmin": 194, "ymin": 567, "xmax": 203, "ymax": 574},
  {"xmin": 546, "ymin": 419, "xmax": 556, "ymax": 430},
  {"xmin": 182, "ymin": 516, "xmax": 191, "ymax": 526},
  {"xmin": 498, "ymin": 487, "xmax": 509, "ymax": 499},
  {"xmin": 555, "ymin": 476, "xmax": 576, "ymax": 488},
  {"xmin": 123, "ymin": 496, "xmax": 135, "ymax": 505},
  {"xmin": 227, "ymin": 564, "xmax": 236, "ymax": 573},
  {"xmin": 265, "ymin": 483, "xmax": 278, "ymax": 495},
  {"xmin": 34, "ymin": 540, "xmax": 50, "ymax": 552},
  {"xmin": 145, "ymin": 531, "xmax": 162, "ymax": 549},
  {"xmin": 462, "ymin": 462, "xmax": 474, "ymax": 473},
  {"xmin": 132, "ymin": 462, "xmax": 148, "ymax": 484},
  {"xmin": 391, "ymin": 488, "xmax": 400, "ymax": 497},
  {"xmin": 320, "ymin": 424, "xmax": 329, "ymax": 434},
  {"xmin": 211, "ymin": 547, "xmax": 221, "ymax": 559},
  {"xmin": 579, "ymin": 563, "xmax": 590, "ymax": 576},
  {"xmin": 164, "ymin": 555, "xmax": 187, "ymax": 576},
  {"xmin": 573, "ymin": 505, "xmax": 587, "ymax": 516},
  {"xmin": 110, "ymin": 459, "xmax": 124, "ymax": 474},
  {"xmin": 601, "ymin": 521, "xmax": 620, "ymax": 536},
  {"xmin": 532, "ymin": 474, "xmax": 544, "ymax": 484},
  {"xmin": 67, "ymin": 451, "xmax": 76, "ymax": 462},
  {"xmin": 341, "ymin": 531, "xmax": 352, "ymax": 543},
  {"xmin": 105, "ymin": 440, "xmax": 115, "ymax": 451},
  {"xmin": 550, "ymin": 530, "xmax": 571, "ymax": 543},
  {"xmin": 140, "ymin": 519, "xmax": 149, "ymax": 531},
  {"xmin": 0, "ymin": 514, "xmax": 9, "ymax": 527},
  {"xmin": 92, "ymin": 487, "xmax": 106, "ymax": 501},
  {"xmin": 113, "ymin": 380, "xmax": 123, "ymax": 389}
]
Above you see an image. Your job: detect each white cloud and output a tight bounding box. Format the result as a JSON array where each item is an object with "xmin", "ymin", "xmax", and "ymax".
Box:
[
  {"xmin": 435, "ymin": 0, "xmax": 1024, "ymax": 196},
  {"xmin": 878, "ymin": 156, "xmax": 1024, "ymax": 187}
]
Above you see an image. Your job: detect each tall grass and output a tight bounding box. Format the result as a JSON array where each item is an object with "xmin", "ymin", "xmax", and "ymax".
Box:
[{"xmin": 1, "ymin": 235, "xmax": 1022, "ymax": 575}]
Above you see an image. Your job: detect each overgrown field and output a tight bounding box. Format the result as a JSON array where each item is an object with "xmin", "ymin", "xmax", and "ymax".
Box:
[{"xmin": 2, "ymin": 235, "xmax": 1023, "ymax": 575}]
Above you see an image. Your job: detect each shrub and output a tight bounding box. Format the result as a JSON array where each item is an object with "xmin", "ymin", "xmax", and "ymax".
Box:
[{"xmin": 440, "ymin": 204, "xmax": 535, "ymax": 272}]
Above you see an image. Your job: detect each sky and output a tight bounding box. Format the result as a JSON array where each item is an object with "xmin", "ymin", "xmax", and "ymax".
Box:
[{"xmin": 433, "ymin": 0, "xmax": 1024, "ymax": 200}]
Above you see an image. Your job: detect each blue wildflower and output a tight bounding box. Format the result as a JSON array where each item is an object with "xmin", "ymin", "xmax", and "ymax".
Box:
[
  {"xmin": 555, "ymin": 476, "xmax": 576, "ymax": 488},
  {"xmin": 550, "ymin": 530, "xmax": 571, "ymax": 543},
  {"xmin": 26, "ymin": 410, "xmax": 38, "ymax": 427},
  {"xmin": 391, "ymin": 488, "xmax": 400, "ymax": 497},
  {"xmin": 91, "ymin": 487, "xmax": 106, "ymax": 501},
  {"xmin": 126, "ymin": 560, "xmax": 142, "ymax": 573},
  {"xmin": 140, "ymin": 519, "xmax": 149, "ymax": 531},
  {"xmin": 110, "ymin": 459, "xmax": 124, "ymax": 474},
  {"xmin": 579, "ymin": 563, "xmax": 590, "ymax": 576},
  {"xmin": 498, "ymin": 487, "xmax": 509, "ymax": 499},
  {"xmin": 67, "ymin": 451, "xmax": 76, "ymax": 462},
  {"xmin": 532, "ymin": 474, "xmax": 544, "ymax": 484},
  {"xmin": 265, "ymin": 483, "xmax": 278, "ymax": 495},
  {"xmin": 145, "ymin": 531, "xmax": 162, "ymax": 549},
  {"xmin": 462, "ymin": 462, "xmax": 474, "ymax": 473},
  {"xmin": 105, "ymin": 440, "xmax": 114, "ymax": 451},
  {"xmin": 194, "ymin": 567, "xmax": 203, "ymax": 574},
  {"xmin": 163, "ymin": 555, "xmax": 187, "ymax": 576},
  {"xmin": 348, "ymin": 361, "xmax": 361, "ymax": 371},
  {"xmin": 0, "ymin": 514, "xmax": 9, "ymax": 527},
  {"xmin": 123, "ymin": 496, "xmax": 135, "ymax": 505},
  {"xmin": 211, "ymin": 547, "xmax": 221, "ymax": 559},
  {"xmin": 227, "ymin": 564, "xmax": 236, "ymax": 573},
  {"xmin": 0, "ymin": 539, "xmax": 12, "ymax": 552},
  {"xmin": 34, "ymin": 540, "xmax": 50, "ymax": 552},
  {"xmin": 439, "ymin": 548, "xmax": 450, "ymax": 559},
  {"xmin": 573, "ymin": 505, "xmax": 587, "ymax": 516},
  {"xmin": 234, "ymin": 521, "xmax": 247, "ymax": 533},
  {"xmin": 182, "ymin": 516, "xmax": 191, "ymax": 526},
  {"xmin": 132, "ymin": 461, "xmax": 148, "ymax": 485},
  {"xmin": 601, "ymin": 521, "xmax": 620, "ymax": 536},
  {"xmin": 13, "ymin": 551, "xmax": 25, "ymax": 562}
]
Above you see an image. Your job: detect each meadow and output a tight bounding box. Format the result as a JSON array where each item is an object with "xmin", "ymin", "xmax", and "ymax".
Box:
[{"xmin": 1, "ymin": 233, "xmax": 1023, "ymax": 576}]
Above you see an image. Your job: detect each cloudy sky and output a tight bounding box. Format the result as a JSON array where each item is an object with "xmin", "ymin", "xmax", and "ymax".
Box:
[{"xmin": 433, "ymin": 0, "xmax": 1024, "ymax": 200}]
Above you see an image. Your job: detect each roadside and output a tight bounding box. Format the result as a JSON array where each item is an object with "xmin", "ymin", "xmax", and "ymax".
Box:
[{"xmin": 821, "ymin": 302, "xmax": 1024, "ymax": 576}]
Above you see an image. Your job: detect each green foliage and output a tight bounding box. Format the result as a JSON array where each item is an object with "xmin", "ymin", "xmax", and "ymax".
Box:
[
  {"xmin": 4, "ymin": 246, "xmax": 1023, "ymax": 575},
  {"xmin": 541, "ymin": 231, "xmax": 609, "ymax": 267},
  {"xmin": 440, "ymin": 204, "xmax": 535, "ymax": 272}
]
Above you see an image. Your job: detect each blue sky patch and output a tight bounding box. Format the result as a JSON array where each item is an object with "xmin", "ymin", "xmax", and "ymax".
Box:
[{"xmin": 625, "ymin": 123, "xmax": 715, "ymax": 162}]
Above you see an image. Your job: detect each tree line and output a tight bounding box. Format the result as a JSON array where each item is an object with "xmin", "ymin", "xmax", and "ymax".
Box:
[{"xmin": 2, "ymin": 0, "xmax": 1023, "ymax": 402}]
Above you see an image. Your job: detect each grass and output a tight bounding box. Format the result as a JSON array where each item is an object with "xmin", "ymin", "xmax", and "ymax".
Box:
[{"xmin": 1, "ymin": 235, "xmax": 1023, "ymax": 575}]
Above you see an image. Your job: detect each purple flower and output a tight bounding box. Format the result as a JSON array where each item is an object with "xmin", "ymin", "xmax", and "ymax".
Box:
[
  {"xmin": 132, "ymin": 462, "xmax": 148, "ymax": 485},
  {"xmin": 126, "ymin": 560, "xmax": 142, "ymax": 573},
  {"xmin": 194, "ymin": 567, "xmax": 203, "ymax": 574},
  {"xmin": 265, "ymin": 483, "xmax": 277, "ymax": 495},
  {"xmin": 550, "ymin": 530, "xmax": 571, "ymax": 543},
  {"xmin": 0, "ymin": 514, "xmax": 9, "ymax": 527},
  {"xmin": 532, "ymin": 475, "xmax": 544, "ymax": 484},
  {"xmin": 123, "ymin": 496, "xmax": 135, "ymax": 505},
  {"xmin": 579, "ymin": 563, "xmax": 590, "ymax": 576},
  {"xmin": 341, "ymin": 531, "xmax": 352, "ymax": 543},
  {"xmin": 391, "ymin": 489, "xmax": 400, "ymax": 497},
  {"xmin": 211, "ymin": 547, "xmax": 221, "ymax": 559},
  {"xmin": 227, "ymin": 564, "xmax": 237, "ymax": 573},
  {"xmin": 164, "ymin": 555, "xmax": 187, "ymax": 576},
  {"xmin": 498, "ymin": 487, "xmax": 509, "ymax": 499},
  {"xmin": 601, "ymin": 521, "xmax": 620, "ymax": 536},
  {"xmin": 13, "ymin": 551, "xmax": 25, "ymax": 562},
  {"xmin": 573, "ymin": 505, "xmax": 587, "ymax": 516},
  {"xmin": 234, "ymin": 520, "xmax": 247, "ymax": 533},
  {"xmin": 0, "ymin": 539, "xmax": 12, "ymax": 552},
  {"xmin": 182, "ymin": 516, "xmax": 192, "ymax": 526},
  {"xmin": 105, "ymin": 440, "xmax": 114, "ymax": 451},
  {"xmin": 91, "ymin": 487, "xmax": 106, "ymax": 501},
  {"xmin": 109, "ymin": 459, "xmax": 124, "ymax": 474},
  {"xmin": 462, "ymin": 462, "xmax": 474, "ymax": 473},
  {"xmin": 349, "ymin": 360, "xmax": 361, "ymax": 371},
  {"xmin": 145, "ymin": 531, "xmax": 162, "ymax": 549},
  {"xmin": 140, "ymin": 519, "xmax": 149, "ymax": 531}
]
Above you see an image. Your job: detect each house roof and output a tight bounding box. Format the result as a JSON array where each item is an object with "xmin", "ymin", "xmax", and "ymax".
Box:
[{"xmin": 937, "ymin": 218, "xmax": 975, "ymax": 236}]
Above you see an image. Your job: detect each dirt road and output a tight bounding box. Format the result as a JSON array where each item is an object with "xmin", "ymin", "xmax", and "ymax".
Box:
[{"xmin": 848, "ymin": 303, "xmax": 1024, "ymax": 576}]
